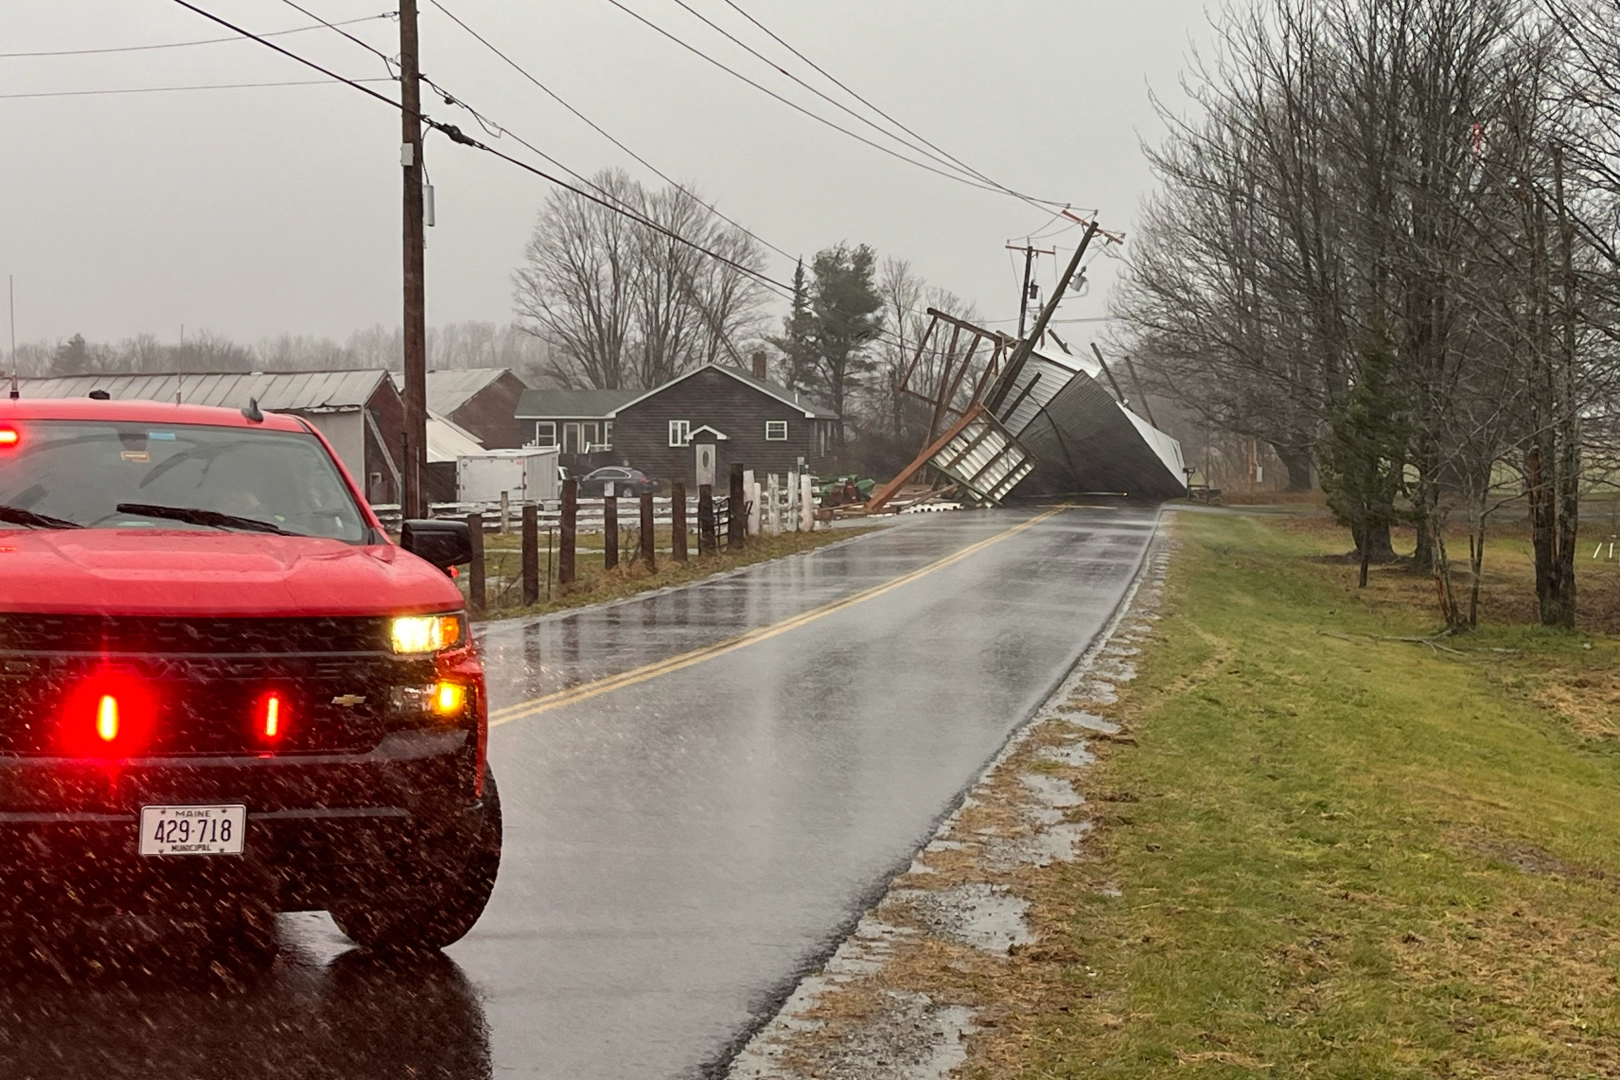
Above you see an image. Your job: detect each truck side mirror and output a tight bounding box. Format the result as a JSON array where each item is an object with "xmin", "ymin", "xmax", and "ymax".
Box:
[{"xmin": 401, "ymin": 519, "xmax": 472, "ymax": 573}]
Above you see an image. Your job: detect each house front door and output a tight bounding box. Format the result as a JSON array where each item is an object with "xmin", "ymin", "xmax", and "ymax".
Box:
[{"xmin": 695, "ymin": 442, "xmax": 717, "ymax": 488}]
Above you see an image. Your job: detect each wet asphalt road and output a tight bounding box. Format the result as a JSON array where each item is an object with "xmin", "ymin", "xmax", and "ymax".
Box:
[{"xmin": 1, "ymin": 503, "xmax": 1159, "ymax": 1080}]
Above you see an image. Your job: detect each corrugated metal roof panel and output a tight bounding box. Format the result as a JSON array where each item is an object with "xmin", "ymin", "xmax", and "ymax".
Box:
[
  {"xmin": 927, "ymin": 411, "xmax": 1035, "ymax": 505},
  {"xmin": 1009, "ymin": 368, "xmax": 1186, "ymax": 499},
  {"xmin": 14, "ymin": 370, "xmax": 391, "ymax": 412},
  {"xmin": 389, "ymin": 368, "xmax": 516, "ymax": 416},
  {"xmin": 426, "ymin": 412, "xmax": 486, "ymax": 463}
]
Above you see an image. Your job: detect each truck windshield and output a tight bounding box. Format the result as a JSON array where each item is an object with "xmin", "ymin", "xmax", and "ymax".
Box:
[{"xmin": 0, "ymin": 420, "xmax": 369, "ymax": 542}]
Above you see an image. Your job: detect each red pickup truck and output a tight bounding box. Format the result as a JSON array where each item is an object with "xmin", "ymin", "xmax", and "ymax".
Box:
[{"xmin": 0, "ymin": 396, "xmax": 499, "ymax": 953}]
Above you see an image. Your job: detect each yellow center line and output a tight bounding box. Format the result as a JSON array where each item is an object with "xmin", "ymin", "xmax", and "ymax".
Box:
[{"xmin": 487, "ymin": 505, "xmax": 1072, "ymax": 728}]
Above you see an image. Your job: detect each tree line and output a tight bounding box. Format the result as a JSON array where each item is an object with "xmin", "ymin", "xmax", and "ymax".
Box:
[
  {"xmin": 512, "ymin": 168, "xmax": 975, "ymax": 465},
  {"xmin": 12, "ymin": 321, "xmax": 550, "ymax": 385},
  {"xmin": 1113, "ymin": 0, "xmax": 1620, "ymax": 629}
]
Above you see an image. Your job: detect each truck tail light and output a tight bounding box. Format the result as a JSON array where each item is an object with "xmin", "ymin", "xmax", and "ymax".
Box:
[
  {"xmin": 254, "ymin": 690, "xmax": 289, "ymax": 743},
  {"xmin": 0, "ymin": 426, "xmax": 18, "ymax": 448},
  {"xmin": 62, "ymin": 674, "xmax": 155, "ymax": 756},
  {"xmin": 97, "ymin": 695, "xmax": 119, "ymax": 741}
]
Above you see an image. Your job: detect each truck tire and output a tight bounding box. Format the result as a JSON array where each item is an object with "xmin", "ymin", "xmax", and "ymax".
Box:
[{"xmin": 330, "ymin": 768, "xmax": 502, "ymax": 951}]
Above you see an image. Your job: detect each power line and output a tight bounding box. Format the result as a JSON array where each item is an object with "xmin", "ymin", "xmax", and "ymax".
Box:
[
  {"xmin": 0, "ymin": 77, "xmax": 393, "ymax": 100},
  {"xmin": 166, "ymin": 0, "xmax": 796, "ymax": 300},
  {"xmin": 663, "ymin": 0, "xmax": 1002, "ymax": 193},
  {"xmin": 709, "ymin": 0, "xmax": 1082, "ymax": 216},
  {"xmin": 424, "ymin": 0, "xmax": 798, "ymax": 264},
  {"xmin": 596, "ymin": 0, "xmax": 1056, "ymax": 203},
  {"xmin": 273, "ymin": 0, "xmax": 397, "ymax": 75},
  {"xmin": 161, "ymin": 0, "xmax": 931, "ymax": 360},
  {"xmin": 0, "ymin": 14, "xmax": 394, "ymax": 59},
  {"xmin": 716, "ymin": 0, "xmax": 1087, "ymax": 215},
  {"xmin": 168, "ymin": 0, "xmax": 406, "ymax": 113}
]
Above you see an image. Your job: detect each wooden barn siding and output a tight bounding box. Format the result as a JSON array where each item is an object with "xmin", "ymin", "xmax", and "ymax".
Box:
[
  {"xmin": 613, "ymin": 368, "xmax": 832, "ymax": 484},
  {"xmin": 362, "ymin": 381, "xmax": 407, "ymax": 503},
  {"xmin": 449, "ymin": 372, "xmax": 527, "ymax": 449}
]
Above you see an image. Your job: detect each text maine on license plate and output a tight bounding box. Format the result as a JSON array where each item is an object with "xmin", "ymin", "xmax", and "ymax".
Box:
[{"xmin": 139, "ymin": 804, "xmax": 247, "ymax": 856}]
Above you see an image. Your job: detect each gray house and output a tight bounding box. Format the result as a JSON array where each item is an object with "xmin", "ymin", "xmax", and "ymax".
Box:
[{"xmin": 609, "ymin": 364, "xmax": 839, "ymax": 486}]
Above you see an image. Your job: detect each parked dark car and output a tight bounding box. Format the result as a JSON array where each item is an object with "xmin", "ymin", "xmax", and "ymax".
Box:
[{"xmin": 578, "ymin": 466, "xmax": 660, "ymax": 497}]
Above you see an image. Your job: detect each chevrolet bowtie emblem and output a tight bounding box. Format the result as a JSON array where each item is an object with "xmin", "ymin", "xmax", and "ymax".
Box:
[{"xmin": 331, "ymin": 694, "xmax": 367, "ymax": 707}]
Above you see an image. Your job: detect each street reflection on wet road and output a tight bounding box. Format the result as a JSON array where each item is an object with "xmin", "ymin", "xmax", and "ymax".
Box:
[
  {"xmin": 0, "ymin": 915, "xmax": 490, "ymax": 1079},
  {"xmin": 7, "ymin": 504, "xmax": 1159, "ymax": 1080}
]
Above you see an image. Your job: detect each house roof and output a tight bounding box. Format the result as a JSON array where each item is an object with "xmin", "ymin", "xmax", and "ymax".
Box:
[
  {"xmin": 425, "ymin": 411, "xmax": 485, "ymax": 463},
  {"xmin": 390, "ymin": 367, "xmax": 519, "ymax": 416},
  {"xmin": 515, "ymin": 387, "xmax": 639, "ymax": 419},
  {"xmin": 14, "ymin": 370, "xmax": 395, "ymax": 412},
  {"xmin": 687, "ymin": 424, "xmax": 730, "ymax": 441},
  {"xmin": 612, "ymin": 364, "xmax": 840, "ymax": 419}
]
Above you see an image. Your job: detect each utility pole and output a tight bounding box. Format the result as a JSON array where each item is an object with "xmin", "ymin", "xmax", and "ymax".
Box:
[
  {"xmin": 1005, "ymin": 243, "xmax": 1053, "ymax": 341},
  {"xmin": 9, "ymin": 276, "xmax": 18, "ymax": 400},
  {"xmin": 989, "ymin": 224, "xmax": 1099, "ymax": 413},
  {"xmin": 400, "ymin": 0, "xmax": 428, "ymax": 518}
]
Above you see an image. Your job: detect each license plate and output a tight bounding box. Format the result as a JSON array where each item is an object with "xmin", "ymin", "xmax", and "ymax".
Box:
[{"xmin": 138, "ymin": 804, "xmax": 247, "ymax": 856}]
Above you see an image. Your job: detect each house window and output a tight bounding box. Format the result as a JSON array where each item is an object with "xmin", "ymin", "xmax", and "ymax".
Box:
[
  {"xmin": 669, "ymin": 420, "xmax": 691, "ymax": 447},
  {"xmin": 765, "ymin": 420, "xmax": 788, "ymax": 441},
  {"xmin": 534, "ymin": 421, "xmax": 557, "ymax": 448},
  {"xmin": 581, "ymin": 422, "xmax": 599, "ymax": 450},
  {"xmin": 819, "ymin": 422, "xmax": 827, "ymax": 457},
  {"xmin": 563, "ymin": 423, "xmax": 582, "ymax": 454},
  {"xmin": 602, "ymin": 421, "xmax": 613, "ymax": 451}
]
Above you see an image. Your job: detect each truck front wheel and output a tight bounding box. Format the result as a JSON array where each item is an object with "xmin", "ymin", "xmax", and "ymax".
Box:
[{"xmin": 330, "ymin": 769, "xmax": 502, "ymax": 951}]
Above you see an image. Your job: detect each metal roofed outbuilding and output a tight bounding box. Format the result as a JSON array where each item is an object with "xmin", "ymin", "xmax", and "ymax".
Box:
[{"xmin": 14, "ymin": 370, "xmax": 408, "ymax": 504}]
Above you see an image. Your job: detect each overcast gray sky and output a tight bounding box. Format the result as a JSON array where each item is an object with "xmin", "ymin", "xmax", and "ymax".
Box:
[{"xmin": 2, "ymin": 0, "xmax": 1211, "ymax": 351}]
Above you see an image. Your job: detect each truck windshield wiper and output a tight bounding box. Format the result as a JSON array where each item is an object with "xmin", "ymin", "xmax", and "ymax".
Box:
[
  {"xmin": 114, "ymin": 503, "xmax": 300, "ymax": 536},
  {"xmin": 0, "ymin": 504, "xmax": 85, "ymax": 529}
]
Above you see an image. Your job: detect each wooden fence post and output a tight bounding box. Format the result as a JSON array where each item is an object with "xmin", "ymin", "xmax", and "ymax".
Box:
[
  {"xmin": 604, "ymin": 491, "xmax": 619, "ymax": 570},
  {"xmin": 698, "ymin": 483, "xmax": 716, "ymax": 555},
  {"xmin": 521, "ymin": 502, "xmax": 539, "ymax": 605},
  {"xmin": 671, "ymin": 481, "xmax": 689, "ymax": 562},
  {"xmin": 466, "ymin": 512, "xmax": 486, "ymax": 618},
  {"xmin": 728, "ymin": 463, "xmax": 747, "ymax": 550},
  {"xmin": 559, "ymin": 479, "xmax": 577, "ymax": 585},
  {"xmin": 639, "ymin": 492, "xmax": 656, "ymax": 571}
]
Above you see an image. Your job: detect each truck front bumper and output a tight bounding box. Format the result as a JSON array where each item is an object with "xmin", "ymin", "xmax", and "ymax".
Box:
[{"xmin": 0, "ymin": 728, "xmax": 480, "ymax": 915}]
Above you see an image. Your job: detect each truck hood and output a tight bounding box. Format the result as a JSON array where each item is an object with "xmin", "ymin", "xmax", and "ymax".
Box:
[{"xmin": 0, "ymin": 529, "xmax": 464, "ymax": 617}]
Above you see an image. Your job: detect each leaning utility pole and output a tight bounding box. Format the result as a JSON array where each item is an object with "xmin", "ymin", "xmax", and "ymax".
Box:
[{"xmin": 400, "ymin": 0, "xmax": 428, "ymax": 518}]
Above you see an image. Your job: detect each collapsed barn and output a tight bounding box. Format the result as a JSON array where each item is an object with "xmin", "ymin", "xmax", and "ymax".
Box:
[{"xmin": 869, "ymin": 308, "xmax": 1187, "ymax": 510}]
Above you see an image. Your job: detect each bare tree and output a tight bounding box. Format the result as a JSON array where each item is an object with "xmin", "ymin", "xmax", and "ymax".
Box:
[{"xmin": 513, "ymin": 169, "xmax": 640, "ymax": 389}]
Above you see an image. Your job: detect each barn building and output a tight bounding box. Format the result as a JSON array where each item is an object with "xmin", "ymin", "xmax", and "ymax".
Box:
[{"xmin": 390, "ymin": 368, "xmax": 529, "ymax": 450}]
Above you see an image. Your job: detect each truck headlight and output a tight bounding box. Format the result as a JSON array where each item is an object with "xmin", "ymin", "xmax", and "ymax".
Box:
[{"xmin": 390, "ymin": 614, "xmax": 465, "ymax": 654}]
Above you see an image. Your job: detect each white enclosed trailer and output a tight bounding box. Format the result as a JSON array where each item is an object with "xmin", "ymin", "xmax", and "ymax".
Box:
[{"xmin": 456, "ymin": 446, "xmax": 561, "ymax": 504}]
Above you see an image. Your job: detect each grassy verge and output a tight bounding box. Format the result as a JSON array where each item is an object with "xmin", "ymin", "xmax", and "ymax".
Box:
[
  {"xmin": 460, "ymin": 526, "xmax": 875, "ymax": 621},
  {"xmin": 986, "ymin": 509, "xmax": 1620, "ymax": 1078}
]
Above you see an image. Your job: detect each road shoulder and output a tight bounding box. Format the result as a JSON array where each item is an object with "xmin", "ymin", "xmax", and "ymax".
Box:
[{"xmin": 726, "ymin": 524, "xmax": 1174, "ymax": 1079}]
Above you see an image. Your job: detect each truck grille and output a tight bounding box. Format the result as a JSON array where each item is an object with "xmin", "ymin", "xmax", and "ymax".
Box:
[
  {"xmin": 0, "ymin": 615, "xmax": 391, "ymax": 655},
  {"xmin": 0, "ymin": 617, "xmax": 437, "ymax": 757}
]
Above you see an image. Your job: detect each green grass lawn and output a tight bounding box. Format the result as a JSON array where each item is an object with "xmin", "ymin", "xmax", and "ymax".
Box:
[{"xmin": 996, "ymin": 509, "xmax": 1620, "ymax": 1079}]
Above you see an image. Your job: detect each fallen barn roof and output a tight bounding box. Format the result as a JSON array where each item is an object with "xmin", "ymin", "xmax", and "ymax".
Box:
[{"xmin": 877, "ymin": 308, "xmax": 1186, "ymax": 505}]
